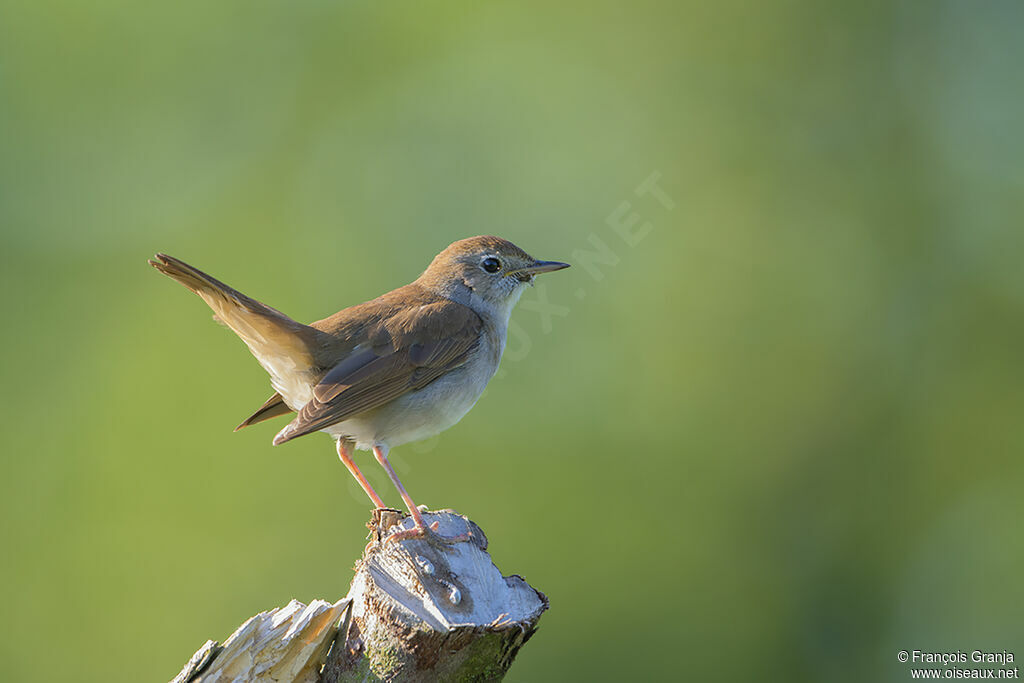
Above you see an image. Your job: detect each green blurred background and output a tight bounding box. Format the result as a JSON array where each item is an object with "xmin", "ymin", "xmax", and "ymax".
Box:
[{"xmin": 3, "ymin": 1, "xmax": 1024, "ymax": 681}]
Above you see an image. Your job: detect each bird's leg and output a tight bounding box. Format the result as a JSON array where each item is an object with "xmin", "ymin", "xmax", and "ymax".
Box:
[
  {"xmin": 337, "ymin": 439, "xmax": 386, "ymax": 509},
  {"xmin": 372, "ymin": 444, "xmax": 436, "ymax": 538},
  {"xmin": 372, "ymin": 443, "xmax": 471, "ymax": 544}
]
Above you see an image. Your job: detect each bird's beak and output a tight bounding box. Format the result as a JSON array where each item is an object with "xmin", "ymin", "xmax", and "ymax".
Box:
[{"xmin": 520, "ymin": 260, "xmax": 571, "ymax": 275}]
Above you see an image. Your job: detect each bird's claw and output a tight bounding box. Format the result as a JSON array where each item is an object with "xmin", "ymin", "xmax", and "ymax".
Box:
[{"xmin": 384, "ymin": 520, "xmax": 473, "ymax": 546}]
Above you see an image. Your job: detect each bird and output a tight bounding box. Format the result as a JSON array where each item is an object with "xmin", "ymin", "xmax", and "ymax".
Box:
[{"xmin": 149, "ymin": 236, "xmax": 569, "ymax": 542}]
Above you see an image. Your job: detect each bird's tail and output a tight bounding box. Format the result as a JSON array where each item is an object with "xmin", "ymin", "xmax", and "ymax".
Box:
[{"xmin": 149, "ymin": 253, "xmax": 325, "ymax": 396}]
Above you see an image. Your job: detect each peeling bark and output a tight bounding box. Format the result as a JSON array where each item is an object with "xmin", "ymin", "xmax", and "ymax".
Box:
[{"xmin": 171, "ymin": 509, "xmax": 547, "ymax": 683}]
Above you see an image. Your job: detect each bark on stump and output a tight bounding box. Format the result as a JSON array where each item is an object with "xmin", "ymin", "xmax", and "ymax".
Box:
[{"xmin": 171, "ymin": 509, "xmax": 548, "ymax": 683}]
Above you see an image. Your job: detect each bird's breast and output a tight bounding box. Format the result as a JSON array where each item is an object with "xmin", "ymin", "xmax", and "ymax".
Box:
[{"xmin": 329, "ymin": 331, "xmax": 503, "ymax": 450}]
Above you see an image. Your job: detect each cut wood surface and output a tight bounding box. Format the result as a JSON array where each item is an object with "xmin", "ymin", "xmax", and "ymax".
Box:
[{"xmin": 171, "ymin": 509, "xmax": 547, "ymax": 683}]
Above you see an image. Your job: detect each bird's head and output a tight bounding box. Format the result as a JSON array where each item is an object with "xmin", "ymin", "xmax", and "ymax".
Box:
[{"xmin": 418, "ymin": 236, "xmax": 570, "ymax": 318}]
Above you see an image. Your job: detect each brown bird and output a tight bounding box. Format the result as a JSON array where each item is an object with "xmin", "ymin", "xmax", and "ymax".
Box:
[{"xmin": 150, "ymin": 236, "xmax": 569, "ymax": 542}]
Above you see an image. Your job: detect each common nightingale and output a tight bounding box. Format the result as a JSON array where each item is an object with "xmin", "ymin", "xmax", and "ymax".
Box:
[{"xmin": 150, "ymin": 236, "xmax": 569, "ymax": 541}]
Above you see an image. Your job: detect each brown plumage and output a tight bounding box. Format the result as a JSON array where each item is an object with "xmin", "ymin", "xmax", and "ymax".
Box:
[
  {"xmin": 150, "ymin": 236, "xmax": 569, "ymax": 542},
  {"xmin": 234, "ymin": 392, "xmax": 291, "ymax": 431},
  {"xmin": 150, "ymin": 253, "xmax": 485, "ymax": 443},
  {"xmin": 273, "ymin": 290, "xmax": 483, "ymax": 444}
]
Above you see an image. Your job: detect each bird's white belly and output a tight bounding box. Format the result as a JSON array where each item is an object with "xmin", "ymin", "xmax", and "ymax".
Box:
[{"xmin": 322, "ymin": 349, "xmax": 498, "ymax": 451}]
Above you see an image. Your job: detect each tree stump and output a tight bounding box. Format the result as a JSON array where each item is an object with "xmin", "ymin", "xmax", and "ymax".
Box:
[{"xmin": 171, "ymin": 509, "xmax": 548, "ymax": 683}]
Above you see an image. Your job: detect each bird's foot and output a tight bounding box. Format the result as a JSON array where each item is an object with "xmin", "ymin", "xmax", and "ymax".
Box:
[{"xmin": 385, "ymin": 518, "xmax": 473, "ymax": 545}]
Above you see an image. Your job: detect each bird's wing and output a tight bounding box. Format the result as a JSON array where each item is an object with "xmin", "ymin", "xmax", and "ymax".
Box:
[
  {"xmin": 235, "ymin": 392, "xmax": 294, "ymax": 431},
  {"xmin": 273, "ymin": 301, "xmax": 483, "ymax": 444}
]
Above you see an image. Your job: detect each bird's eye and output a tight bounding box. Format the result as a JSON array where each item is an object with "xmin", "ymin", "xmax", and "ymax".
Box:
[{"xmin": 482, "ymin": 257, "xmax": 501, "ymax": 273}]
